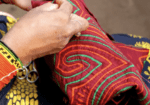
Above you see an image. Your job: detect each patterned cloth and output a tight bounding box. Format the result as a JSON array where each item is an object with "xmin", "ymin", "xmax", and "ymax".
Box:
[
  {"xmin": 112, "ymin": 34, "xmax": 150, "ymax": 89},
  {"xmin": 0, "ymin": 0, "xmax": 150, "ymax": 105},
  {"xmin": 32, "ymin": 0, "xmax": 150, "ymax": 105}
]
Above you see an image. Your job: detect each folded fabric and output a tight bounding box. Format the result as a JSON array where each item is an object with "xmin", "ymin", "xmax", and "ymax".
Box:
[
  {"xmin": 112, "ymin": 33, "xmax": 150, "ymax": 90},
  {"xmin": 32, "ymin": 0, "xmax": 150, "ymax": 104}
]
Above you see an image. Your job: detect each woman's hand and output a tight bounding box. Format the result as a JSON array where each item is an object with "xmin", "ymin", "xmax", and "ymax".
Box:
[{"xmin": 1, "ymin": 0, "xmax": 89, "ymax": 65}]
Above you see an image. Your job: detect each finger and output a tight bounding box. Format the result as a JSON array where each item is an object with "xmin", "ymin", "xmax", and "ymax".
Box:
[
  {"xmin": 75, "ymin": 32, "xmax": 81, "ymax": 37},
  {"xmin": 67, "ymin": 14, "xmax": 89, "ymax": 37},
  {"xmin": 56, "ymin": 0, "xmax": 73, "ymax": 14},
  {"xmin": 14, "ymin": 0, "xmax": 32, "ymax": 11},
  {"xmin": 36, "ymin": 2, "xmax": 59, "ymax": 11}
]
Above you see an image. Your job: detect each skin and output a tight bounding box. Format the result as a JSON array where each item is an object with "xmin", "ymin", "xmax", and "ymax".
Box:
[{"xmin": 1, "ymin": 0, "xmax": 89, "ymax": 65}]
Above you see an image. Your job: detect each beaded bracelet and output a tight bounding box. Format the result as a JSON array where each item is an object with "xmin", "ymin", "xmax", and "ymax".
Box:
[{"xmin": 0, "ymin": 41, "xmax": 23, "ymax": 68}]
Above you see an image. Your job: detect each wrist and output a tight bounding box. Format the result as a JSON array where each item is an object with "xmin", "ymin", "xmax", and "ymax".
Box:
[{"xmin": 1, "ymin": 32, "xmax": 31, "ymax": 65}]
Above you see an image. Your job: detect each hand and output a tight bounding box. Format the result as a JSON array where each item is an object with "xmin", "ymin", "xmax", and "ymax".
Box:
[{"xmin": 1, "ymin": 0, "xmax": 89, "ymax": 65}]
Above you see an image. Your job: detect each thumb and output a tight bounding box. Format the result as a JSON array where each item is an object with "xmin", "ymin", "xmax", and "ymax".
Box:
[{"xmin": 67, "ymin": 14, "xmax": 89, "ymax": 38}]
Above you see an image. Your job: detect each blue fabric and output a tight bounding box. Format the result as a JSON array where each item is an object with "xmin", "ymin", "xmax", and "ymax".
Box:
[
  {"xmin": 0, "ymin": 16, "xmax": 7, "ymax": 39},
  {"xmin": 141, "ymin": 61, "xmax": 150, "ymax": 88},
  {"xmin": 111, "ymin": 34, "xmax": 150, "ymax": 45},
  {"xmin": 0, "ymin": 77, "xmax": 16, "ymax": 104}
]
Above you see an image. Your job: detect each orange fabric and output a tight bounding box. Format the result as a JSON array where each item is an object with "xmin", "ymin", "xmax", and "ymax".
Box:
[
  {"xmin": 0, "ymin": 42, "xmax": 23, "ymax": 90},
  {"xmin": 0, "ymin": 54, "xmax": 17, "ymax": 90}
]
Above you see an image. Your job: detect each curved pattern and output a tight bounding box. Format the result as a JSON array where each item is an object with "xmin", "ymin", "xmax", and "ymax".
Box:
[
  {"xmin": 103, "ymin": 76, "xmax": 143, "ymax": 104},
  {"xmin": 30, "ymin": 0, "xmax": 150, "ymax": 104},
  {"xmin": 114, "ymin": 43, "xmax": 149, "ymax": 72},
  {"xmin": 46, "ymin": 0, "xmax": 150, "ymax": 105}
]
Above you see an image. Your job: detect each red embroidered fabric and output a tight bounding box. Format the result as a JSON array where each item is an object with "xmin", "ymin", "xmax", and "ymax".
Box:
[{"xmin": 32, "ymin": 0, "xmax": 150, "ymax": 104}]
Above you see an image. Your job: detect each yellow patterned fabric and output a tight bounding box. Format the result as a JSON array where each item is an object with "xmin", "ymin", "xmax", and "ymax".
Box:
[
  {"xmin": 135, "ymin": 41, "xmax": 150, "ymax": 50},
  {"xmin": 6, "ymin": 16, "xmax": 17, "ymax": 31},
  {"xmin": 6, "ymin": 76, "xmax": 39, "ymax": 105}
]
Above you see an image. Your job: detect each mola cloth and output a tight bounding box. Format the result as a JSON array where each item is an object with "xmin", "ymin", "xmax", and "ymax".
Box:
[
  {"xmin": 31, "ymin": 0, "xmax": 150, "ymax": 105},
  {"xmin": 0, "ymin": 0, "xmax": 150, "ymax": 105}
]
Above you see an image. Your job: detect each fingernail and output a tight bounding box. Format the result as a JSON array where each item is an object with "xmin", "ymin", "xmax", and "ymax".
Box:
[{"xmin": 75, "ymin": 32, "xmax": 81, "ymax": 37}]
